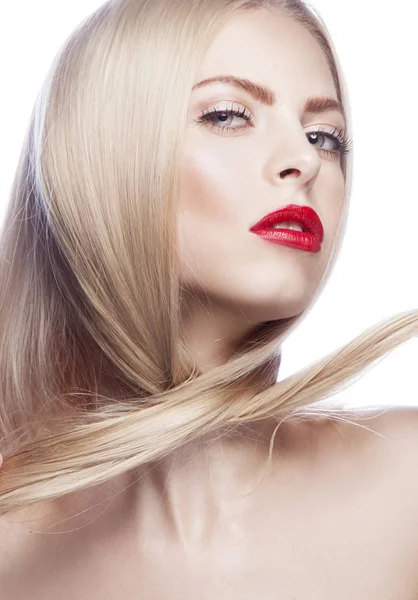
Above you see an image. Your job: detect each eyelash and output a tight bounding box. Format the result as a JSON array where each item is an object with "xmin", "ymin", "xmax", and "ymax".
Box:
[{"xmin": 195, "ymin": 102, "xmax": 353, "ymax": 158}]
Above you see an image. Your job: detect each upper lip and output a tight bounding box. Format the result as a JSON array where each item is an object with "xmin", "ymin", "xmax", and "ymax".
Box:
[{"xmin": 250, "ymin": 204, "xmax": 324, "ymax": 243}]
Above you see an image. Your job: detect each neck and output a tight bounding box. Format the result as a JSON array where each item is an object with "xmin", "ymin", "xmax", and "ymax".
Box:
[{"xmin": 123, "ymin": 418, "xmax": 298, "ymax": 548}]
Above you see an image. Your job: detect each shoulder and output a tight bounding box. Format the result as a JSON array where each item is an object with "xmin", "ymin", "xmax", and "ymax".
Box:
[
  {"xmin": 314, "ymin": 404, "xmax": 418, "ymax": 451},
  {"xmin": 358, "ymin": 406, "xmax": 418, "ymax": 558},
  {"xmin": 285, "ymin": 404, "xmax": 418, "ymax": 453},
  {"xmin": 323, "ymin": 404, "xmax": 418, "ymax": 471},
  {"xmin": 291, "ymin": 405, "xmax": 418, "ymax": 511},
  {"xmin": 338, "ymin": 406, "xmax": 418, "ymax": 567},
  {"xmin": 367, "ymin": 404, "xmax": 418, "ymax": 433},
  {"xmin": 307, "ymin": 406, "xmax": 418, "ymax": 555},
  {"xmin": 312, "ymin": 407, "xmax": 418, "ymax": 588},
  {"xmin": 361, "ymin": 405, "xmax": 418, "ymax": 494},
  {"xmin": 355, "ymin": 405, "xmax": 418, "ymax": 455}
]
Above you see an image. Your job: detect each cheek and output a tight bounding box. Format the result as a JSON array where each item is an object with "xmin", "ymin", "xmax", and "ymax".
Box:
[
  {"xmin": 178, "ymin": 145, "xmax": 247, "ymax": 289},
  {"xmin": 319, "ymin": 167, "xmax": 345, "ymax": 233},
  {"xmin": 178, "ymin": 144, "xmax": 262, "ymax": 293},
  {"xmin": 180, "ymin": 141, "xmax": 247, "ymax": 224},
  {"xmin": 331, "ymin": 172, "xmax": 346, "ymax": 230},
  {"xmin": 177, "ymin": 211, "xmax": 230, "ymax": 286}
]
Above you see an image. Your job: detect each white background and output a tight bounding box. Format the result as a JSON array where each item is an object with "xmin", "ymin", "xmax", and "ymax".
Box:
[{"xmin": 0, "ymin": 1, "xmax": 417, "ymax": 409}]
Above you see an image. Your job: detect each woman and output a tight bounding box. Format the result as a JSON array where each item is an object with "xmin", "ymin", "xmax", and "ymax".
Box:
[{"xmin": 1, "ymin": 0, "xmax": 418, "ymax": 596}]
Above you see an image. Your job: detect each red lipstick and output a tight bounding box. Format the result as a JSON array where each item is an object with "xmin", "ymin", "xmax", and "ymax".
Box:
[{"xmin": 249, "ymin": 204, "xmax": 324, "ymax": 253}]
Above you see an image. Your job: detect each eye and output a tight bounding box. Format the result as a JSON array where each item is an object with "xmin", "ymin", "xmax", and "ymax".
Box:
[
  {"xmin": 195, "ymin": 102, "xmax": 253, "ymax": 134},
  {"xmin": 195, "ymin": 103, "xmax": 352, "ymax": 156},
  {"xmin": 306, "ymin": 127, "xmax": 352, "ymax": 157}
]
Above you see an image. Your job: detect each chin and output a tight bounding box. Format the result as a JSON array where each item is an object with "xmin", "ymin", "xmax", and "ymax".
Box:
[{"xmin": 233, "ymin": 295, "xmax": 310, "ymax": 324}]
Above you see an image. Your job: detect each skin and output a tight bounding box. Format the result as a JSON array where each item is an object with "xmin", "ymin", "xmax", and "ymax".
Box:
[{"xmin": 2, "ymin": 7, "xmax": 418, "ymax": 599}]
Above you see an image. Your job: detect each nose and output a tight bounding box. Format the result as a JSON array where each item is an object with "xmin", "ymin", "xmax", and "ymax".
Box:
[
  {"xmin": 269, "ymin": 129, "xmax": 322, "ymax": 192},
  {"xmin": 279, "ymin": 157, "xmax": 319, "ymax": 188}
]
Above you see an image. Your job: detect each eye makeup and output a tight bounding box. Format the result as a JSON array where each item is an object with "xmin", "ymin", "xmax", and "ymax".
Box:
[{"xmin": 194, "ymin": 101, "xmax": 353, "ymax": 158}]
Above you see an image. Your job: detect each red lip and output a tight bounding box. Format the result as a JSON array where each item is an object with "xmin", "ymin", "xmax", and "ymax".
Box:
[{"xmin": 249, "ymin": 204, "xmax": 324, "ymax": 253}]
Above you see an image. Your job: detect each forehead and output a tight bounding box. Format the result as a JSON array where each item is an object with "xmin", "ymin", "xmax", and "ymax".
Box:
[{"xmin": 196, "ymin": 9, "xmax": 336, "ymax": 99}]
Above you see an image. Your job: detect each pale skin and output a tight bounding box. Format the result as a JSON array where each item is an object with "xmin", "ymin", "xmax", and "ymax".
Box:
[{"xmin": 2, "ymin": 7, "xmax": 418, "ymax": 599}]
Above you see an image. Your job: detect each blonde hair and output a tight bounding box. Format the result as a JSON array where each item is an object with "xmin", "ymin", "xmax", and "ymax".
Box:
[{"xmin": 0, "ymin": 0, "xmax": 417, "ymax": 517}]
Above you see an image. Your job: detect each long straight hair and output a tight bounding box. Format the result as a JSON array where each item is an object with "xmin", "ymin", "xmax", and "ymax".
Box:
[{"xmin": 0, "ymin": 0, "xmax": 417, "ymax": 516}]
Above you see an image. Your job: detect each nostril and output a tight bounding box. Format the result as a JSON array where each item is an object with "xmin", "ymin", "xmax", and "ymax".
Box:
[{"xmin": 280, "ymin": 168, "xmax": 299, "ymax": 178}]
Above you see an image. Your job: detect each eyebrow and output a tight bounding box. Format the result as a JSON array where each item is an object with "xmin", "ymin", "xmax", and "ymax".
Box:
[{"xmin": 192, "ymin": 74, "xmax": 346, "ymax": 125}]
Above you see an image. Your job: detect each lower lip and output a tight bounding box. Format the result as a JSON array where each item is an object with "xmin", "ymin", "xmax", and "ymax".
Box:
[{"xmin": 250, "ymin": 228, "xmax": 321, "ymax": 253}]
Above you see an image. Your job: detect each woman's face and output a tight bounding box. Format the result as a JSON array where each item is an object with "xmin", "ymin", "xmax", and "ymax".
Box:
[{"xmin": 179, "ymin": 8, "xmax": 347, "ymax": 324}]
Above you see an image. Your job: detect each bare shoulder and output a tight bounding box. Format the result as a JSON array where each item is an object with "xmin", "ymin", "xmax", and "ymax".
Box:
[
  {"xmin": 345, "ymin": 404, "xmax": 418, "ymax": 455},
  {"xmin": 362, "ymin": 404, "xmax": 418, "ymax": 437},
  {"xmin": 285, "ymin": 404, "xmax": 418, "ymax": 454},
  {"xmin": 357, "ymin": 405, "xmax": 418, "ymax": 496},
  {"xmin": 310, "ymin": 404, "xmax": 418, "ymax": 446},
  {"xmin": 321, "ymin": 404, "xmax": 418, "ymax": 472},
  {"xmin": 303, "ymin": 406, "xmax": 418, "ymax": 578},
  {"xmin": 334, "ymin": 406, "xmax": 418, "ymax": 558},
  {"xmin": 290, "ymin": 405, "xmax": 418, "ymax": 524}
]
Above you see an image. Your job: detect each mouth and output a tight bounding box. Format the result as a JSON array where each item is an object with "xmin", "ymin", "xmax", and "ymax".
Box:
[
  {"xmin": 250, "ymin": 204, "xmax": 324, "ymax": 242},
  {"xmin": 249, "ymin": 204, "xmax": 324, "ymax": 253}
]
